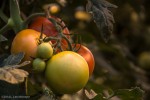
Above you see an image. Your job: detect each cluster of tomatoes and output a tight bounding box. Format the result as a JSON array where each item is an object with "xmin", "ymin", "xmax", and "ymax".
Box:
[{"xmin": 10, "ymin": 16, "xmax": 95, "ymax": 94}]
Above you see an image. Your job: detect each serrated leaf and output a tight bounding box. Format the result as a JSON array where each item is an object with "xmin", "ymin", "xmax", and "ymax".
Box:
[
  {"xmin": 86, "ymin": 0, "xmax": 117, "ymax": 42},
  {"xmin": 0, "ymin": 34, "xmax": 7, "ymax": 42},
  {"xmin": 1, "ymin": 52, "xmax": 24, "ymax": 67},
  {"xmin": 0, "ymin": 61, "xmax": 30, "ymax": 84},
  {"xmin": 114, "ymin": 87, "xmax": 144, "ymax": 100}
]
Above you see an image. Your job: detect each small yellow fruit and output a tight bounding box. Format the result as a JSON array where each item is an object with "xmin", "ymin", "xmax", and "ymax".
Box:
[{"xmin": 37, "ymin": 42, "xmax": 53, "ymax": 59}]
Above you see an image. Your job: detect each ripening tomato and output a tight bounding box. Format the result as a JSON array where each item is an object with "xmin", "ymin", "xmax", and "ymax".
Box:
[
  {"xmin": 32, "ymin": 58, "xmax": 46, "ymax": 73},
  {"xmin": 28, "ymin": 16, "xmax": 70, "ymax": 44},
  {"xmin": 11, "ymin": 29, "xmax": 46, "ymax": 61},
  {"xmin": 37, "ymin": 42, "xmax": 53, "ymax": 59},
  {"xmin": 45, "ymin": 51, "xmax": 89, "ymax": 94},
  {"xmin": 74, "ymin": 44, "xmax": 95, "ymax": 76}
]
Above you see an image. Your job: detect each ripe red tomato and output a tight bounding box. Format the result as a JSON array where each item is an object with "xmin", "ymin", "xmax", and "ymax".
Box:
[
  {"xmin": 28, "ymin": 16, "xmax": 70, "ymax": 44},
  {"xmin": 11, "ymin": 29, "xmax": 46, "ymax": 61},
  {"xmin": 74, "ymin": 44, "xmax": 95, "ymax": 76},
  {"xmin": 45, "ymin": 51, "xmax": 89, "ymax": 94}
]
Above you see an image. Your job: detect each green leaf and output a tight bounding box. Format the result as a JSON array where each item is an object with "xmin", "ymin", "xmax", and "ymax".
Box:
[
  {"xmin": 114, "ymin": 87, "xmax": 144, "ymax": 100},
  {"xmin": 0, "ymin": 61, "xmax": 30, "ymax": 84},
  {"xmin": 0, "ymin": 34, "xmax": 7, "ymax": 42},
  {"xmin": 1, "ymin": 52, "xmax": 24, "ymax": 67}
]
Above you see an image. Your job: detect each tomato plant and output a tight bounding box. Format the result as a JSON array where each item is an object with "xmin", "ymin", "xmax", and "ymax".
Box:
[
  {"xmin": 37, "ymin": 42, "xmax": 53, "ymax": 59},
  {"xmin": 11, "ymin": 29, "xmax": 45, "ymax": 61},
  {"xmin": 28, "ymin": 16, "xmax": 70, "ymax": 44},
  {"xmin": 0, "ymin": 0, "xmax": 145, "ymax": 100},
  {"xmin": 32, "ymin": 58, "xmax": 46, "ymax": 73},
  {"xmin": 75, "ymin": 44, "xmax": 95, "ymax": 76},
  {"xmin": 45, "ymin": 51, "xmax": 89, "ymax": 94}
]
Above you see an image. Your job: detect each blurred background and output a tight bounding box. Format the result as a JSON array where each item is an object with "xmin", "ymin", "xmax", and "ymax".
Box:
[{"xmin": 1, "ymin": 0, "xmax": 150, "ymax": 99}]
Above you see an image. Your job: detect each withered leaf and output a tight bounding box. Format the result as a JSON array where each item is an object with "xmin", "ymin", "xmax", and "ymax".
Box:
[
  {"xmin": 0, "ymin": 61, "xmax": 30, "ymax": 84},
  {"xmin": 85, "ymin": 89, "xmax": 97, "ymax": 99},
  {"xmin": 86, "ymin": 0, "xmax": 117, "ymax": 42}
]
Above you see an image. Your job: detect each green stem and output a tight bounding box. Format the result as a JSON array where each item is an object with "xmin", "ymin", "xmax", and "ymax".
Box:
[
  {"xmin": 0, "ymin": 23, "xmax": 11, "ymax": 34},
  {"xmin": 43, "ymin": 37, "xmax": 59, "ymax": 42},
  {"xmin": 10, "ymin": 0, "xmax": 23, "ymax": 32},
  {"xmin": 57, "ymin": 25, "xmax": 73, "ymax": 51},
  {"xmin": 61, "ymin": 34, "xmax": 73, "ymax": 51},
  {"xmin": 48, "ymin": 17, "xmax": 73, "ymax": 51},
  {"xmin": 23, "ymin": 13, "xmax": 45, "ymax": 27},
  {"xmin": 0, "ymin": 9, "xmax": 8, "ymax": 23}
]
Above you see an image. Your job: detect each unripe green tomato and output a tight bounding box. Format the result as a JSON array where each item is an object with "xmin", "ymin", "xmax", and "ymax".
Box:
[
  {"xmin": 32, "ymin": 58, "xmax": 46, "ymax": 73},
  {"xmin": 45, "ymin": 51, "xmax": 89, "ymax": 94},
  {"xmin": 37, "ymin": 42, "xmax": 53, "ymax": 59},
  {"xmin": 138, "ymin": 52, "xmax": 150, "ymax": 69}
]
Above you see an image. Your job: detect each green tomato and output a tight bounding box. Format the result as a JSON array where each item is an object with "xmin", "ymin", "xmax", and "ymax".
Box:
[
  {"xmin": 32, "ymin": 58, "xmax": 46, "ymax": 73},
  {"xmin": 45, "ymin": 51, "xmax": 89, "ymax": 94},
  {"xmin": 37, "ymin": 42, "xmax": 53, "ymax": 59}
]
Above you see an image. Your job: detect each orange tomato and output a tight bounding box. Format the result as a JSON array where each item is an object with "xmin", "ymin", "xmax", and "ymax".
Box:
[{"xmin": 11, "ymin": 29, "xmax": 46, "ymax": 61}]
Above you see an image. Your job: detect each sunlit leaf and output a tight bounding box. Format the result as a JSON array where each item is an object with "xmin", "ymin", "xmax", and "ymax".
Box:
[
  {"xmin": 86, "ymin": 0, "xmax": 117, "ymax": 42},
  {"xmin": 0, "ymin": 61, "xmax": 30, "ymax": 84}
]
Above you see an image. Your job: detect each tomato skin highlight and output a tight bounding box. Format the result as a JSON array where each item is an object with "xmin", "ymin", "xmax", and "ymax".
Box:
[
  {"xmin": 74, "ymin": 44, "xmax": 95, "ymax": 76},
  {"xmin": 45, "ymin": 51, "xmax": 89, "ymax": 94},
  {"xmin": 11, "ymin": 29, "xmax": 45, "ymax": 61}
]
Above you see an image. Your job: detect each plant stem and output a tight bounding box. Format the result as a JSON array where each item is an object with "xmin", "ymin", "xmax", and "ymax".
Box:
[
  {"xmin": 61, "ymin": 34, "xmax": 73, "ymax": 51},
  {"xmin": 10, "ymin": 0, "xmax": 24, "ymax": 33},
  {"xmin": 0, "ymin": 9, "xmax": 8, "ymax": 23},
  {"xmin": 0, "ymin": 24, "xmax": 11, "ymax": 34},
  {"xmin": 23, "ymin": 13, "xmax": 45, "ymax": 27},
  {"xmin": 43, "ymin": 37, "xmax": 59, "ymax": 42}
]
